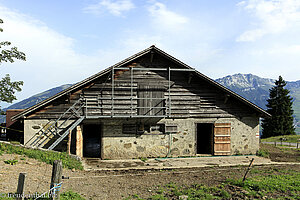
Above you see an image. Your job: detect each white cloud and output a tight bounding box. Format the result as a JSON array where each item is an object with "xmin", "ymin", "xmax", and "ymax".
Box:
[
  {"xmin": 237, "ymin": 0, "xmax": 300, "ymax": 42},
  {"xmin": 83, "ymin": 0, "xmax": 135, "ymax": 16},
  {"xmin": 148, "ymin": 1, "xmax": 188, "ymax": 30},
  {"xmin": 121, "ymin": 33, "xmax": 162, "ymax": 50},
  {"xmin": 0, "ymin": 6, "xmax": 106, "ymax": 106}
]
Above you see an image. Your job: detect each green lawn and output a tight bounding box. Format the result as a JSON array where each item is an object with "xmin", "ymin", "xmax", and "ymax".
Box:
[
  {"xmin": 0, "ymin": 142, "xmax": 83, "ymax": 170},
  {"xmin": 261, "ymin": 135, "xmax": 300, "ymax": 143}
]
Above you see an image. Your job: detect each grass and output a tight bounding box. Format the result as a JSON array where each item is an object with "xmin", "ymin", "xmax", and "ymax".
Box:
[
  {"xmin": 125, "ymin": 169, "xmax": 300, "ymax": 200},
  {"xmin": 227, "ymin": 169, "xmax": 300, "ymax": 199},
  {"xmin": 0, "ymin": 142, "xmax": 83, "ymax": 170},
  {"xmin": 60, "ymin": 190, "xmax": 86, "ymax": 200},
  {"xmin": 256, "ymin": 149, "xmax": 269, "ymax": 158},
  {"xmin": 261, "ymin": 134, "xmax": 300, "ymax": 143},
  {"xmin": 4, "ymin": 159, "xmax": 18, "ymax": 165},
  {"xmin": 127, "ymin": 183, "xmax": 231, "ymax": 200}
]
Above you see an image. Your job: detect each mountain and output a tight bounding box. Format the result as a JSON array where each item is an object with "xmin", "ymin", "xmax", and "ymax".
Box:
[
  {"xmin": 216, "ymin": 74, "xmax": 300, "ymax": 134},
  {"xmin": 0, "ymin": 84, "xmax": 72, "ymax": 123},
  {"xmin": 216, "ymin": 74, "xmax": 275, "ymax": 110},
  {"xmin": 1, "ymin": 74, "xmax": 299, "ymax": 134}
]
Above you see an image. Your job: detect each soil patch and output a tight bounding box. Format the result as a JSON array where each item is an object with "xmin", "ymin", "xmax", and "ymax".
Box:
[
  {"xmin": 0, "ymin": 152, "xmax": 299, "ymax": 200},
  {"xmin": 260, "ymin": 143, "xmax": 300, "ymax": 162}
]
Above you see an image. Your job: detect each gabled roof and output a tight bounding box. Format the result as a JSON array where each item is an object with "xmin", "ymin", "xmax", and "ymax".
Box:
[{"xmin": 12, "ymin": 45, "xmax": 270, "ymax": 120}]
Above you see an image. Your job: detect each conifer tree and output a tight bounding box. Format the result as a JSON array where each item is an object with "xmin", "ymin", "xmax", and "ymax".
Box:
[{"xmin": 262, "ymin": 76, "xmax": 295, "ymax": 138}]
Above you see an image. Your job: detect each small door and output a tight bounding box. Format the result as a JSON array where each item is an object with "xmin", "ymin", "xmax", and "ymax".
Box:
[
  {"xmin": 83, "ymin": 124, "xmax": 101, "ymax": 158},
  {"xmin": 213, "ymin": 123, "xmax": 231, "ymax": 155},
  {"xmin": 196, "ymin": 123, "xmax": 214, "ymax": 154}
]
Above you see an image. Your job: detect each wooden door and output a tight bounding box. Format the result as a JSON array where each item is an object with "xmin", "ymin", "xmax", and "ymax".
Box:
[{"xmin": 213, "ymin": 123, "xmax": 231, "ymax": 155}]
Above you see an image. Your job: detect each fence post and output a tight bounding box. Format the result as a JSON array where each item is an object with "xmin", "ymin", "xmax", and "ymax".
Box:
[
  {"xmin": 16, "ymin": 173, "xmax": 26, "ymax": 200},
  {"xmin": 243, "ymin": 158, "xmax": 254, "ymax": 182},
  {"xmin": 50, "ymin": 160, "xmax": 62, "ymax": 200}
]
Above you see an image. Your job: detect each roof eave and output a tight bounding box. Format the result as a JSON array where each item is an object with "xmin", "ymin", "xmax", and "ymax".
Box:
[
  {"xmin": 12, "ymin": 46, "xmax": 154, "ymax": 121},
  {"xmin": 12, "ymin": 45, "xmax": 270, "ymax": 120}
]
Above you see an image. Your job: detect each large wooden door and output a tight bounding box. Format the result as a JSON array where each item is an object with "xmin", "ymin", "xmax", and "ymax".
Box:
[{"xmin": 213, "ymin": 123, "xmax": 231, "ymax": 155}]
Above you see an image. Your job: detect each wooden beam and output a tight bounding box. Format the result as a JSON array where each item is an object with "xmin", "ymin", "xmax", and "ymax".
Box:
[
  {"xmin": 76, "ymin": 125, "xmax": 83, "ymax": 158},
  {"xmin": 67, "ymin": 130, "xmax": 72, "ymax": 155}
]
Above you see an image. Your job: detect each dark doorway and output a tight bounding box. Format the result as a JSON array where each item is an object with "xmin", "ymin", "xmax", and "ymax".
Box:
[
  {"xmin": 196, "ymin": 123, "xmax": 213, "ymax": 154},
  {"xmin": 83, "ymin": 124, "xmax": 101, "ymax": 158}
]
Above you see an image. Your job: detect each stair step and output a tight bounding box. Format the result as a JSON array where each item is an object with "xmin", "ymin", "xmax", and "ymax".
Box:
[{"xmin": 26, "ymin": 98, "xmax": 84, "ymax": 149}]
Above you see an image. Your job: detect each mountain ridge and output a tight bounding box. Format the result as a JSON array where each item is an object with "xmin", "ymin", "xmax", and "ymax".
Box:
[
  {"xmin": 1, "ymin": 74, "xmax": 299, "ymax": 133},
  {"xmin": 215, "ymin": 74, "xmax": 300, "ymax": 133}
]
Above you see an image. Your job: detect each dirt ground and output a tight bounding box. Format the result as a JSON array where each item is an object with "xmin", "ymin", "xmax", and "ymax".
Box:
[
  {"xmin": 0, "ymin": 144, "xmax": 299, "ymax": 199},
  {"xmin": 260, "ymin": 143, "xmax": 300, "ymax": 162}
]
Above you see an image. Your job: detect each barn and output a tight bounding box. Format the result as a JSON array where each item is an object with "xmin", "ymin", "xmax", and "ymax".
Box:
[{"xmin": 11, "ymin": 46, "xmax": 270, "ymax": 159}]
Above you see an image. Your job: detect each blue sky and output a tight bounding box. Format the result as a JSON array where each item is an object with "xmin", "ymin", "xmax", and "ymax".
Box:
[{"xmin": 1, "ymin": 0, "xmax": 300, "ymax": 107}]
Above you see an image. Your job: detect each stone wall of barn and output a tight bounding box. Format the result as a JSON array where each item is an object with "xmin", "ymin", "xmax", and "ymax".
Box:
[
  {"xmin": 100, "ymin": 117, "xmax": 259, "ymax": 159},
  {"xmin": 23, "ymin": 116, "xmax": 259, "ymax": 159}
]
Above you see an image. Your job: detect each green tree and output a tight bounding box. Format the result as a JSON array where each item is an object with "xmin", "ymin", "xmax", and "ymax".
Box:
[
  {"xmin": 262, "ymin": 76, "xmax": 295, "ymax": 138},
  {"xmin": 0, "ymin": 19, "xmax": 26, "ymax": 113}
]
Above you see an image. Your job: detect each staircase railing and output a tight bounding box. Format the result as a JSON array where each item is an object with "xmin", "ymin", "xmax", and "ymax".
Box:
[{"xmin": 26, "ymin": 98, "xmax": 85, "ymax": 149}]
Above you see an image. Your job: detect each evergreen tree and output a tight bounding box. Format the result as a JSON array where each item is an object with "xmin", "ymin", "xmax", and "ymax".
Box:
[{"xmin": 262, "ymin": 76, "xmax": 295, "ymax": 138}]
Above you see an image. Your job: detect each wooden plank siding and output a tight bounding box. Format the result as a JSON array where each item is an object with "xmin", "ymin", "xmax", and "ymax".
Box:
[
  {"xmin": 213, "ymin": 123, "xmax": 231, "ymax": 155},
  {"xmin": 27, "ymin": 56, "xmax": 256, "ymax": 119}
]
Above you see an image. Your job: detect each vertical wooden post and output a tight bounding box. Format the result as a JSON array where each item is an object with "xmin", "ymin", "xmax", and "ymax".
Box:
[
  {"xmin": 243, "ymin": 158, "xmax": 254, "ymax": 182},
  {"xmin": 76, "ymin": 125, "xmax": 83, "ymax": 158},
  {"xmin": 50, "ymin": 160, "xmax": 62, "ymax": 200},
  {"xmin": 76, "ymin": 125, "xmax": 83, "ymax": 157},
  {"xmin": 16, "ymin": 173, "xmax": 26, "ymax": 200},
  {"xmin": 67, "ymin": 130, "xmax": 72, "ymax": 155}
]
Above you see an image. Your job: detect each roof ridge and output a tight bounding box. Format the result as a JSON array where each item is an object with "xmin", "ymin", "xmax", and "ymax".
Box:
[{"xmin": 12, "ymin": 46, "xmax": 270, "ymax": 120}]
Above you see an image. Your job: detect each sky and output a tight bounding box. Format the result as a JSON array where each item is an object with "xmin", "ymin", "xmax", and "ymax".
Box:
[{"xmin": 1, "ymin": 0, "xmax": 300, "ymax": 107}]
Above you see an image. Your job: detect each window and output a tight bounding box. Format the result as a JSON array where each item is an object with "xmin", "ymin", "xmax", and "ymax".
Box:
[
  {"xmin": 138, "ymin": 84, "xmax": 165, "ymax": 116},
  {"xmin": 165, "ymin": 124, "xmax": 178, "ymax": 133},
  {"xmin": 122, "ymin": 124, "xmax": 137, "ymax": 134}
]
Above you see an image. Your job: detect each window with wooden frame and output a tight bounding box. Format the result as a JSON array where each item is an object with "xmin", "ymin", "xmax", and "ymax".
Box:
[
  {"xmin": 165, "ymin": 124, "xmax": 178, "ymax": 133},
  {"xmin": 138, "ymin": 84, "xmax": 165, "ymax": 116}
]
